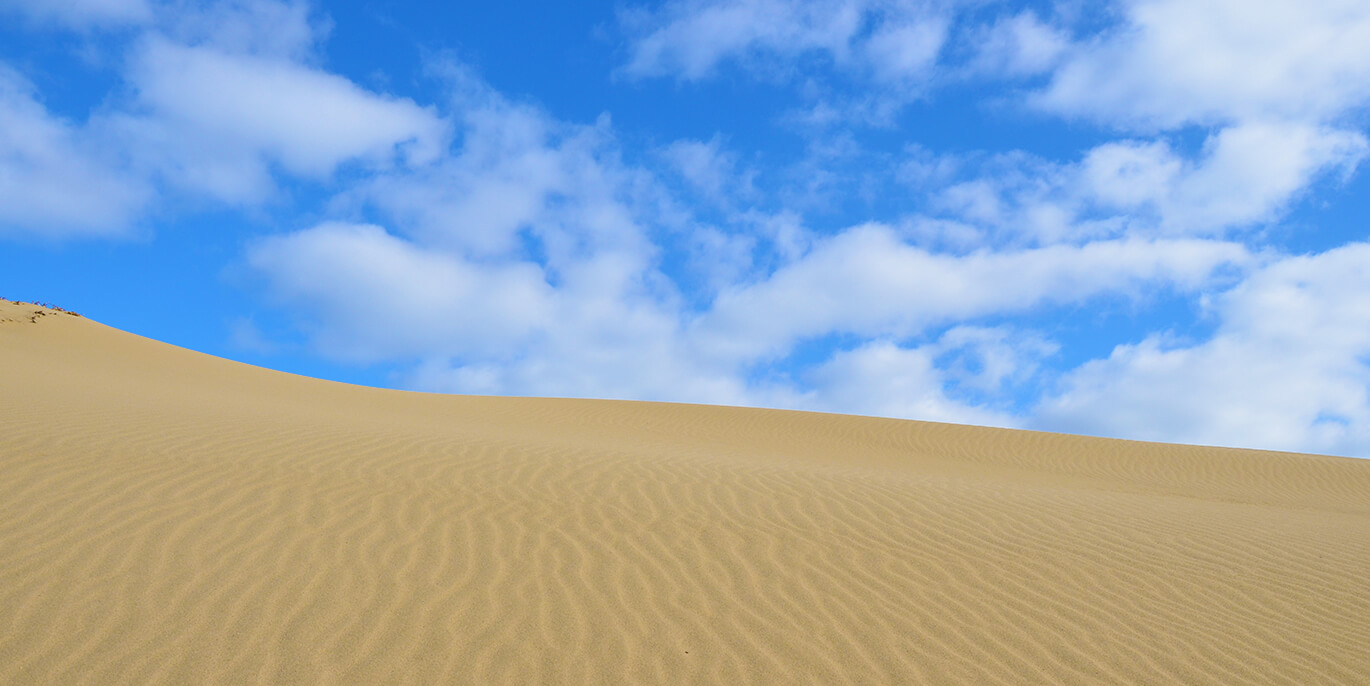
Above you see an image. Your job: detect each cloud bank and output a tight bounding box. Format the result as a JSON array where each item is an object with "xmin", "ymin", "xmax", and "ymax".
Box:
[{"xmin": 5, "ymin": 0, "xmax": 1370, "ymax": 455}]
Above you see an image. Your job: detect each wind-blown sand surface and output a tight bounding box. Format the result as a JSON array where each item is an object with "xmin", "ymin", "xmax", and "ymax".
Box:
[{"xmin": 2, "ymin": 299, "xmax": 1369, "ymax": 685}]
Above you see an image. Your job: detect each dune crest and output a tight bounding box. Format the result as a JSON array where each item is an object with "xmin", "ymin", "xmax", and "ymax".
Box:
[{"xmin": 2, "ymin": 298, "xmax": 1368, "ymax": 685}]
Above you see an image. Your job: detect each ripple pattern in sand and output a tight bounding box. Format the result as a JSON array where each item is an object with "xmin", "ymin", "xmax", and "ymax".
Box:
[{"xmin": 3, "ymin": 310, "xmax": 1370, "ymax": 684}]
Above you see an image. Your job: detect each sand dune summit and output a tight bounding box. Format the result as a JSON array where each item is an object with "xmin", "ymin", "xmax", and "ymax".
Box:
[{"xmin": 1, "ymin": 298, "xmax": 1368, "ymax": 684}]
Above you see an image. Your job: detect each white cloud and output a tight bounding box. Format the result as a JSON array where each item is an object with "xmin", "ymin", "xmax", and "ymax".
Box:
[
  {"xmin": 1163, "ymin": 123, "xmax": 1366, "ymax": 230},
  {"xmin": 0, "ymin": 0, "xmax": 448, "ymax": 232},
  {"xmin": 621, "ymin": 0, "xmax": 867, "ymax": 80},
  {"xmin": 796, "ymin": 339, "xmax": 1017, "ymax": 427},
  {"xmin": 247, "ymin": 222, "xmax": 555, "ymax": 361},
  {"xmin": 0, "ymin": 67, "xmax": 152, "ymax": 238},
  {"xmin": 679, "ymin": 225, "xmax": 757, "ymax": 293},
  {"xmin": 1036, "ymin": 0, "xmax": 1370, "ymax": 129},
  {"xmin": 0, "ymin": 0, "xmax": 151, "ymax": 28},
  {"xmin": 351, "ymin": 149, "xmax": 562, "ymax": 259},
  {"xmin": 121, "ymin": 37, "xmax": 446, "ymax": 203},
  {"xmin": 1079, "ymin": 139, "xmax": 1182, "ymax": 209},
  {"xmin": 965, "ymin": 10, "xmax": 1068, "ymax": 77},
  {"xmin": 622, "ymin": 0, "xmax": 1370, "ymax": 138},
  {"xmin": 344, "ymin": 91, "xmax": 641, "ymax": 262},
  {"xmin": 789, "ymin": 326, "xmax": 1056, "ymax": 426},
  {"xmin": 1082, "ymin": 122, "xmax": 1367, "ymax": 234},
  {"xmin": 935, "ymin": 325, "xmax": 1057, "ymax": 394},
  {"xmin": 620, "ymin": 0, "xmax": 946, "ymax": 87},
  {"xmin": 233, "ymin": 2, "xmax": 1370, "ymax": 457},
  {"xmin": 922, "ymin": 121, "xmax": 1366, "ymax": 244},
  {"xmin": 862, "ymin": 16, "xmax": 947, "ymax": 82},
  {"xmin": 162, "ymin": 0, "xmax": 321, "ymax": 60},
  {"xmin": 751, "ymin": 209, "xmax": 812, "ymax": 263},
  {"xmin": 697, "ymin": 223, "xmax": 1250, "ymax": 359},
  {"xmin": 1038, "ymin": 242, "xmax": 1370, "ymax": 456},
  {"xmin": 249, "ymin": 218, "xmax": 745, "ymax": 404},
  {"xmin": 250, "ymin": 210, "xmax": 1253, "ymax": 426},
  {"xmin": 931, "ymin": 154, "xmax": 1086, "ymax": 243},
  {"xmin": 660, "ymin": 136, "xmax": 750, "ymax": 202},
  {"xmin": 245, "ymin": 76, "xmax": 701, "ymax": 396},
  {"xmin": 247, "ymin": 121, "xmax": 1252, "ymax": 419}
]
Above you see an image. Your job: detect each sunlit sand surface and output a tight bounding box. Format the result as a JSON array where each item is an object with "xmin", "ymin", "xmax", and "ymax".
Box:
[{"xmin": 3, "ymin": 298, "xmax": 1368, "ymax": 684}]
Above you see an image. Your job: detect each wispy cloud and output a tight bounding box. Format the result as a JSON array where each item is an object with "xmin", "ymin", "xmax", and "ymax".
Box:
[
  {"xmin": 1034, "ymin": 0, "xmax": 1370, "ymax": 128},
  {"xmin": 0, "ymin": 67, "xmax": 152, "ymax": 238}
]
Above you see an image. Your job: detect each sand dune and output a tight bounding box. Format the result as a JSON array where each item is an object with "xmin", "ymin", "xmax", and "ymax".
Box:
[{"xmin": 2, "ymin": 298, "xmax": 1368, "ymax": 685}]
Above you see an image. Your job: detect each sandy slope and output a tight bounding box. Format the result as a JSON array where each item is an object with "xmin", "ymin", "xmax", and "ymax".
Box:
[{"xmin": 2, "ymin": 299, "xmax": 1368, "ymax": 685}]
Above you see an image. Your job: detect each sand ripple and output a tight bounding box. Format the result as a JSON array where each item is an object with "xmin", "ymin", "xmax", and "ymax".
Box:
[{"xmin": 3, "ymin": 300, "xmax": 1369, "ymax": 684}]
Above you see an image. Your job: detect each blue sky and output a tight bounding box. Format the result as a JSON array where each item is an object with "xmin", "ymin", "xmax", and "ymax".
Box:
[{"xmin": 4, "ymin": 0, "xmax": 1370, "ymax": 456}]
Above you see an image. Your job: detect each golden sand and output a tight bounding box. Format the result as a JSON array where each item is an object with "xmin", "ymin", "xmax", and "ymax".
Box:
[{"xmin": 2, "ymin": 298, "xmax": 1368, "ymax": 684}]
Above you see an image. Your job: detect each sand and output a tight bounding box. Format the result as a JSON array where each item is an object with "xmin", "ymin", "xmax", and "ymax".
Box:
[{"xmin": 1, "ymin": 298, "xmax": 1368, "ymax": 685}]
